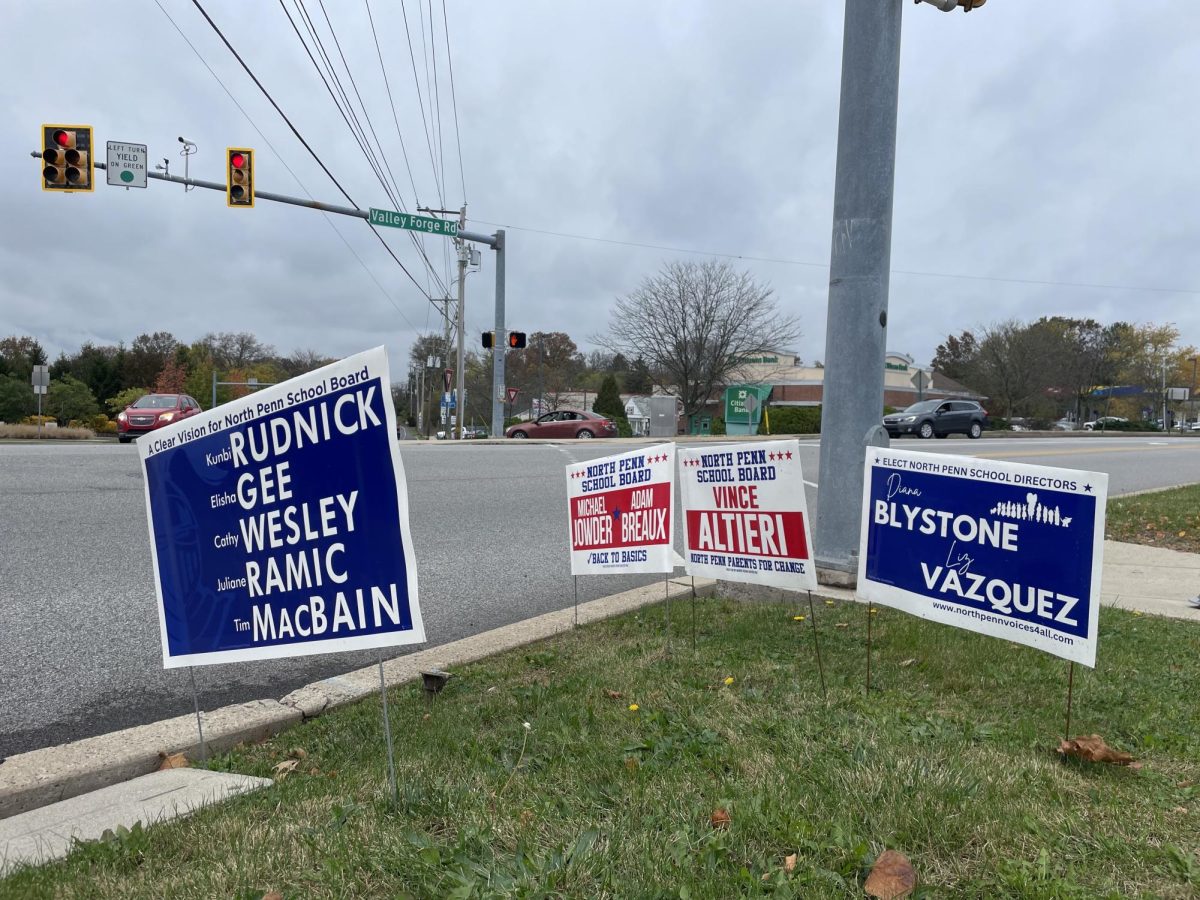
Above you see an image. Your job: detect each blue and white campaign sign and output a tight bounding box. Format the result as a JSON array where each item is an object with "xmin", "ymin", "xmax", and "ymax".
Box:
[
  {"xmin": 857, "ymin": 448, "xmax": 1107, "ymax": 667},
  {"xmin": 139, "ymin": 347, "xmax": 424, "ymax": 668},
  {"xmin": 566, "ymin": 444, "xmax": 676, "ymax": 575},
  {"xmin": 679, "ymin": 440, "xmax": 818, "ymax": 591}
]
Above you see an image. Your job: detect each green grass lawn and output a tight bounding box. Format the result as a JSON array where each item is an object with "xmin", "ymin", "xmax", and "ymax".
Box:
[
  {"xmin": 1107, "ymin": 483, "xmax": 1200, "ymax": 555},
  {"xmin": 4, "ymin": 599, "xmax": 1199, "ymax": 899}
]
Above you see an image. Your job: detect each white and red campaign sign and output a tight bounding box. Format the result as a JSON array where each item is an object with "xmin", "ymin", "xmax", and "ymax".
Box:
[
  {"xmin": 566, "ymin": 444, "xmax": 676, "ymax": 575},
  {"xmin": 679, "ymin": 439, "xmax": 817, "ymax": 591}
]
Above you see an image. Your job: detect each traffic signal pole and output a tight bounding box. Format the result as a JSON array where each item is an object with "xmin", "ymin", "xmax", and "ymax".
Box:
[
  {"xmin": 814, "ymin": 0, "xmax": 902, "ymax": 580},
  {"xmin": 454, "ymin": 205, "xmax": 467, "ymax": 440},
  {"xmin": 38, "ymin": 155, "xmax": 504, "ymax": 430}
]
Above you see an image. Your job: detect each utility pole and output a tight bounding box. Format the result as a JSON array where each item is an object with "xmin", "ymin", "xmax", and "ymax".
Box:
[
  {"xmin": 814, "ymin": 0, "xmax": 903, "ymax": 579},
  {"xmin": 455, "ymin": 205, "xmax": 467, "ymax": 439},
  {"xmin": 491, "ymin": 230, "xmax": 507, "ymax": 437}
]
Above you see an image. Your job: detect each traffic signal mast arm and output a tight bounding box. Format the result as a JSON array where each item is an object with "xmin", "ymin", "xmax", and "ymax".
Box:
[{"xmin": 30, "ymin": 153, "xmax": 497, "ymax": 247}]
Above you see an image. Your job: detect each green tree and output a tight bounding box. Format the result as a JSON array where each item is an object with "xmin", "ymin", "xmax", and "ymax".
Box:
[
  {"xmin": 0, "ymin": 375, "xmax": 33, "ymax": 422},
  {"xmin": 624, "ymin": 356, "xmax": 655, "ymax": 394},
  {"xmin": 0, "ymin": 335, "xmax": 48, "ymax": 382},
  {"xmin": 46, "ymin": 376, "xmax": 100, "ymax": 424},
  {"xmin": 121, "ymin": 331, "xmax": 179, "ymax": 389},
  {"xmin": 107, "ymin": 386, "xmax": 150, "ymax": 416},
  {"xmin": 602, "ymin": 260, "xmax": 799, "ymax": 417},
  {"xmin": 593, "ymin": 373, "xmax": 632, "ymax": 437}
]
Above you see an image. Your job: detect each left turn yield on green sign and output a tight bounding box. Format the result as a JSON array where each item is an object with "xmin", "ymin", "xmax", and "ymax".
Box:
[{"xmin": 106, "ymin": 141, "xmax": 147, "ymax": 188}]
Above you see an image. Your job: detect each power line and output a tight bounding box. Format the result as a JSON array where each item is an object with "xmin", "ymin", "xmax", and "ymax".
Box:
[
  {"xmin": 282, "ymin": 0, "xmax": 451, "ymax": 298},
  {"xmin": 152, "ymin": 0, "xmax": 425, "ymax": 334},
  {"xmin": 471, "ymin": 218, "xmax": 1200, "ymax": 297},
  {"xmin": 364, "ymin": 0, "xmax": 421, "ymax": 205},
  {"xmin": 441, "ymin": 0, "xmax": 467, "ymax": 203},
  {"xmin": 187, "ymin": 0, "xmax": 434, "ymax": 301},
  {"xmin": 400, "ymin": 0, "xmax": 444, "ymax": 206}
]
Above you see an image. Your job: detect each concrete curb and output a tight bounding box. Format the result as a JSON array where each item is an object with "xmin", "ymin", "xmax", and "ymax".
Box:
[{"xmin": 0, "ymin": 577, "xmax": 715, "ymax": 821}]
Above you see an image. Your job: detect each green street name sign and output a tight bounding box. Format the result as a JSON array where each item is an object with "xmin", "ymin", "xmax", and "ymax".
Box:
[{"xmin": 369, "ymin": 208, "xmax": 458, "ymax": 237}]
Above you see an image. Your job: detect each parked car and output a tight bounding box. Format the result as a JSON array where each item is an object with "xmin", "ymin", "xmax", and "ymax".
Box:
[
  {"xmin": 1191, "ymin": 422, "xmax": 1200, "ymax": 432},
  {"xmin": 505, "ymin": 409, "xmax": 617, "ymax": 439},
  {"xmin": 117, "ymin": 393, "xmax": 203, "ymax": 443},
  {"xmin": 1082, "ymin": 416, "xmax": 1128, "ymax": 431},
  {"xmin": 436, "ymin": 426, "xmax": 489, "ymax": 440},
  {"xmin": 882, "ymin": 399, "xmax": 988, "ymax": 440}
]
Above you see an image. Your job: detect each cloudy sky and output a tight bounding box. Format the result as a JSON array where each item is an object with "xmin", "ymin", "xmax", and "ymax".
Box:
[{"xmin": 2, "ymin": 1, "xmax": 1198, "ymax": 377}]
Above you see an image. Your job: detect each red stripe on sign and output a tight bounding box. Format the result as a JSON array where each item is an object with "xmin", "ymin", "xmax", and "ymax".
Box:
[
  {"xmin": 685, "ymin": 509, "xmax": 809, "ymax": 560},
  {"xmin": 570, "ymin": 482, "xmax": 670, "ymax": 550}
]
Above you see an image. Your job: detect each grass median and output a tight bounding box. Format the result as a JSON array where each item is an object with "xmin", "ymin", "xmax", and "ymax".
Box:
[
  {"xmin": 4, "ymin": 598, "xmax": 1199, "ymax": 899},
  {"xmin": 1107, "ymin": 483, "xmax": 1200, "ymax": 554}
]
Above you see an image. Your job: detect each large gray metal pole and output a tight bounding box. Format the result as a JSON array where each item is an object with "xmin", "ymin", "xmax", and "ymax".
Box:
[
  {"xmin": 490, "ymin": 230, "xmax": 507, "ymax": 437},
  {"xmin": 454, "ymin": 219, "xmax": 467, "ymax": 438},
  {"xmin": 815, "ymin": 0, "xmax": 903, "ymax": 575}
]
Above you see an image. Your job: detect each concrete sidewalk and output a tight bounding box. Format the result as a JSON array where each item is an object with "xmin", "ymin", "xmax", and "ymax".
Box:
[{"xmin": 2, "ymin": 541, "xmax": 1197, "ymax": 879}]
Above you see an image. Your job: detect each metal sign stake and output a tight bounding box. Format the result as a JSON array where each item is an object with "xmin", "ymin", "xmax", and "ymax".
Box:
[
  {"xmin": 378, "ymin": 653, "xmax": 399, "ymax": 804},
  {"xmin": 573, "ymin": 575, "xmax": 579, "ymax": 629},
  {"xmin": 865, "ymin": 601, "xmax": 873, "ymax": 696},
  {"xmin": 807, "ymin": 590, "xmax": 827, "ymax": 700},
  {"xmin": 1064, "ymin": 661, "xmax": 1076, "ymax": 742},
  {"xmin": 690, "ymin": 576, "xmax": 697, "ymax": 653},
  {"xmin": 188, "ymin": 667, "xmax": 208, "ymax": 762},
  {"xmin": 664, "ymin": 575, "xmax": 672, "ymax": 659}
]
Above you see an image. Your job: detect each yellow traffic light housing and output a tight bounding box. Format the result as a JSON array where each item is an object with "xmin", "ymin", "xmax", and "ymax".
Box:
[
  {"xmin": 41, "ymin": 125, "xmax": 94, "ymax": 192},
  {"xmin": 227, "ymin": 147, "xmax": 254, "ymax": 207}
]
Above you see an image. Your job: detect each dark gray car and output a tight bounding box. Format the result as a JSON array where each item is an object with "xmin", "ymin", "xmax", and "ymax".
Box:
[{"xmin": 883, "ymin": 399, "xmax": 988, "ymax": 440}]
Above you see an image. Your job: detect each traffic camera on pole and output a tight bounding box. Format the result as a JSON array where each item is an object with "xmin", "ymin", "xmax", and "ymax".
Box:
[
  {"xmin": 508, "ymin": 332, "xmax": 527, "ymax": 349},
  {"xmin": 482, "ymin": 331, "xmax": 495, "ymax": 349},
  {"xmin": 226, "ymin": 148, "xmax": 254, "ymax": 207},
  {"xmin": 41, "ymin": 125, "xmax": 94, "ymax": 192},
  {"xmin": 914, "ymin": 0, "xmax": 986, "ymax": 11}
]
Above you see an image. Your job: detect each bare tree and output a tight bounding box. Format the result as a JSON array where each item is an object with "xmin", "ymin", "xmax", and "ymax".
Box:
[{"xmin": 600, "ymin": 260, "xmax": 800, "ymax": 416}]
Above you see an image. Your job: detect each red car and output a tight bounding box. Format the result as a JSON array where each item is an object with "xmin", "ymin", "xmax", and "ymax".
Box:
[
  {"xmin": 117, "ymin": 393, "xmax": 203, "ymax": 443},
  {"xmin": 505, "ymin": 409, "xmax": 617, "ymax": 439}
]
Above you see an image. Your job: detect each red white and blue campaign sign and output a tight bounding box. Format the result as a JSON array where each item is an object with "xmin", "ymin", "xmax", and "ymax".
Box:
[
  {"xmin": 139, "ymin": 347, "xmax": 424, "ymax": 668},
  {"xmin": 566, "ymin": 444, "xmax": 676, "ymax": 575},
  {"xmin": 679, "ymin": 440, "xmax": 817, "ymax": 591},
  {"xmin": 857, "ymin": 448, "xmax": 1106, "ymax": 667}
]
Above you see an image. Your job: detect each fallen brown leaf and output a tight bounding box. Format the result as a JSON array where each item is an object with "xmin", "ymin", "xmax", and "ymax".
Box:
[
  {"xmin": 784, "ymin": 853, "xmax": 797, "ymax": 873},
  {"xmin": 308, "ymin": 767, "xmax": 320, "ymax": 776},
  {"xmin": 865, "ymin": 849, "xmax": 917, "ymax": 899},
  {"xmin": 157, "ymin": 752, "xmax": 188, "ymax": 771},
  {"xmin": 605, "ymin": 689, "xmax": 623, "ymax": 700},
  {"xmin": 710, "ymin": 808, "xmax": 731, "ymax": 829},
  {"xmin": 834, "ymin": 622, "xmax": 849, "ymax": 629},
  {"xmin": 624, "ymin": 757, "xmax": 640, "ymax": 771},
  {"xmin": 288, "ymin": 748, "xmax": 307, "ymax": 760},
  {"xmin": 272, "ymin": 758, "xmax": 301, "ymax": 780},
  {"xmin": 262, "ymin": 893, "xmax": 283, "ymax": 900},
  {"xmin": 898, "ymin": 658, "xmax": 917, "ymax": 668},
  {"xmin": 1058, "ymin": 735, "xmax": 1135, "ymax": 766},
  {"xmin": 519, "ymin": 809, "xmax": 535, "ymax": 826}
]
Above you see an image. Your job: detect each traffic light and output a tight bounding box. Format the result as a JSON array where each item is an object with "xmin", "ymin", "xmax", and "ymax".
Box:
[
  {"xmin": 41, "ymin": 125, "xmax": 93, "ymax": 192},
  {"xmin": 914, "ymin": 0, "xmax": 986, "ymax": 10},
  {"xmin": 226, "ymin": 148, "xmax": 254, "ymax": 207},
  {"xmin": 482, "ymin": 331, "xmax": 495, "ymax": 349},
  {"xmin": 508, "ymin": 331, "xmax": 527, "ymax": 349}
]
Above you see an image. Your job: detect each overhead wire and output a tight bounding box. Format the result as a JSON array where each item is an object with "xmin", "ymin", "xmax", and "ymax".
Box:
[
  {"xmin": 441, "ymin": 0, "xmax": 467, "ymax": 203},
  {"xmin": 400, "ymin": 0, "xmax": 444, "ymax": 207},
  {"xmin": 279, "ymin": 0, "xmax": 451, "ymax": 298},
  {"xmin": 153, "ymin": 0, "xmax": 426, "ymax": 334},
  {"xmin": 186, "ymin": 0, "xmax": 435, "ymax": 304},
  {"xmin": 470, "ymin": 218, "xmax": 1200, "ymax": 297}
]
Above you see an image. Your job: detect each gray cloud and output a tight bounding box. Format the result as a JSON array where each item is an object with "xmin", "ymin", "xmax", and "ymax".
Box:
[{"xmin": 2, "ymin": 1, "xmax": 1197, "ymax": 377}]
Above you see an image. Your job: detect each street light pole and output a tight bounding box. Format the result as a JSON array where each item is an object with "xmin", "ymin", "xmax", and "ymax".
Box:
[{"xmin": 814, "ymin": 0, "xmax": 903, "ymax": 577}]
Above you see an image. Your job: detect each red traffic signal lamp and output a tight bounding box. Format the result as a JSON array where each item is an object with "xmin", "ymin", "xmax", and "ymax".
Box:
[
  {"xmin": 508, "ymin": 331, "xmax": 527, "ymax": 349},
  {"xmin": 227, "ymin": 147, "xmax": 254, "ymax": 207},
  {"xmin": 41, "ymin": 125, "xmax": 94, "ymax": 192},
  {"xmin": 482, "ymin": 331, "xmax": 495, "ymax": 349}
]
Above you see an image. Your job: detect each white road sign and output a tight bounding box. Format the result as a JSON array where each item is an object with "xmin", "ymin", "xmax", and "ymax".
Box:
[{"xmin": 106, "ymin": 141, "xmax": 148, "ymax": 188}]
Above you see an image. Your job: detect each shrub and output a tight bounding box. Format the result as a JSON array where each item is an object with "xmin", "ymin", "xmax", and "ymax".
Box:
[
  {"xmin": 988, "ymin": 417, "xmax": 1010, "ymax": 431},
  {"xmin": 711, "ymin": 416, "xmax": 726, "ymax": 436},
  {"xmin": 89, "ymin": 414, "xmax": 110, "ymax": 431},
  {"xmin": 764, "ymin": 405, "xmax": 821, "ymax": 434}
]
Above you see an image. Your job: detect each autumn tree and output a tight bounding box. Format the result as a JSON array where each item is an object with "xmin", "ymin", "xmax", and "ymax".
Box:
[
  {"xmin": 601, "ymin": 260, "xmax": 800, "ymax": 417},
  {"xmin": 154, "ymin": 358, "xmax": 189, "ymax": 394}
]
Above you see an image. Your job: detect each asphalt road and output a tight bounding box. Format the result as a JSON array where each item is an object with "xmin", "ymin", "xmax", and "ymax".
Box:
[{"xmin": 1, "ymin": 434, "xmax": 1198, "ymax": 759}]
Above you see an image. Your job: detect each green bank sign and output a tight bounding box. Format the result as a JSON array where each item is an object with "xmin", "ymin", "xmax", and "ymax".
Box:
[
  {"xmin": 724, "ymin": 384, "xmax": 772, "ymax": 435},
  {"xmin": 369, "ymin": 208, "xmax": 459, "ymax": 237}
]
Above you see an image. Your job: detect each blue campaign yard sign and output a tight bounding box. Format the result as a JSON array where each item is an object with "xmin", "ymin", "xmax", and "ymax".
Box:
[
  {"xmin": 139, "ymin": 347, "xmax": 424, "ymax": 668},
  {"xmin": 857, "ymin": 448, "xmax": 1107, "ymax": 667}
]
